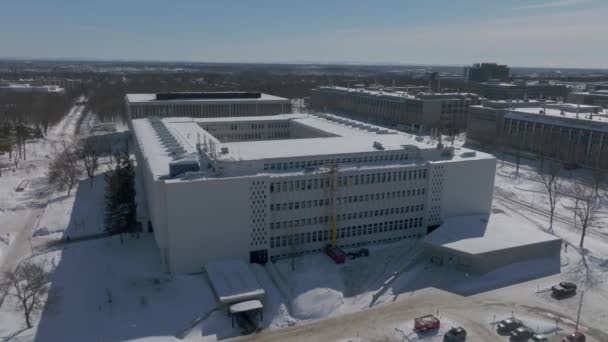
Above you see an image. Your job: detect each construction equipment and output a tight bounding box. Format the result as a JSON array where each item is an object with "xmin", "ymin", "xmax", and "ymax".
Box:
[
  {"xmin": 325, "ymin": 164, "xmax": 347, "ymax": 264},
  {"xmin": 414, "ymin": 314, "xmax": 440, "ymax": 333}
]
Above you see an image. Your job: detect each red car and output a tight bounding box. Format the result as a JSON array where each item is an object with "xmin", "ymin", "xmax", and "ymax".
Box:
[{"xmin": 414, "ymin": 314, "xmax": 440, "ymax": 333}]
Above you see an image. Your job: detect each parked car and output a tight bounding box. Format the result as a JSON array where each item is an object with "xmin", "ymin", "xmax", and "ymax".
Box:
[
  {"xmin": 552, "ymin": 282, "xmax": 577, "ymax": 298},
  {"xmin": 444, "ymin": 327, "xmax": 467, "ymax": 341},
  {"xmin": 346, "ymin": 248, "xmax": 370, "ymax": 259},
  {"xmin": 414, "ymin": 314, "xmax": 440, "ymax": 333},
  {"xmin": 531, "ymin": 334, "xmax": 549, "ymax": 342},
  {"xmin": 562, "ymin": 332, "xmax": 586, "ymax": 342},
  {"xmin": 510, "ymin": 326, "xmax": 535, "ymax": 341},
  {"xmin": 497, "ymin": 318, "xmax": 523, "ymax": 332}
]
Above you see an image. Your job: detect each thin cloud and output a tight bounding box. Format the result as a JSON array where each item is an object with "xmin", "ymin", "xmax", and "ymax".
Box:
[{"xmin": 513, "ymin": 0, "xmax": 591, "ymax": 10}]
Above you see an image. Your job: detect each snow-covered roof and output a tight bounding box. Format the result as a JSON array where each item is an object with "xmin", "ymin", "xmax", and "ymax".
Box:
[
  {"xmin": 228, "ymin": 300, "xmax": 263, "ymax": 314},
  {"xmin": 505, "ymin": 107, "xmax": 608, "ymax": 126},
  {"xmin": 131, "ymin": 113, "xmax": 493, "ymax": 179},
  {"xmin": 315, "ymin": 86, "xmax": 478, "ymax": 101},
  {"xmin": 423, "ymin": 213, "xmax": 561, "ymax": 255},
  {"xmin": 126, "ymin": 92, "xmax": 289, "ymax": 104},
  {"xmin": 205, "ymin": 260, "xmax": 265, "ymax": 306}
]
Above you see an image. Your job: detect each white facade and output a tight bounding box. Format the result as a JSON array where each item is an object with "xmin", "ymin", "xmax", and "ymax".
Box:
[{"xmin": 132, "ymin": 113, "xmax": 496, "ymax": 274}]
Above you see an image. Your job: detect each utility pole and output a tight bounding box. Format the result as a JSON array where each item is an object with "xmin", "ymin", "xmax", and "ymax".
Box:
[{"xmin": 575, "ymin": 290, "xmax": 584, "ymax": 333}]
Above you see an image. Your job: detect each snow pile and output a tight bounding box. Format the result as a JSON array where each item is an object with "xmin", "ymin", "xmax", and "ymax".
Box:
[
  {"xmin": 272, "ymin": 254, "xmax": 346, "ymax": 320},
  {"xmin": 291, "ymin": 287, "xmax": 344, "ymax": 320}
]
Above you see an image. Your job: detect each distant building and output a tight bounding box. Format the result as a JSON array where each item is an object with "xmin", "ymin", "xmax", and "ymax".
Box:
[
  {"xmin": 310, "ymin": 86, "xmax": 481, "ymax": 132},
  {"xmin": 0, "ymin": 82, "xmax": 65, "ymax": 94},
  {"xmin": 467, "ymin": 100, "xmax": 608, "ymax": 168},
  {"xmin": 467, "ymin": 80, "xmax": 568, "ymax": 100},
  {"xmin": 125, "ymin": 92, "xmax": 291, "ymax": 120},
  {"xmin": 464, "ymin": 63, "xmax": 510, "ymax": 83},
  {"xmin": 131, "ymin": 113, "xmax": 496, "ymax": 273},
  {"xmin": 567, "ymin": 90, "xmax": 608, "ymax": 108}
]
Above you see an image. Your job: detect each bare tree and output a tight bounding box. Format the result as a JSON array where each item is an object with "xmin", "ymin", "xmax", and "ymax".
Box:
[
  {"xmin": 0, "ymin": 262, "xmax": 55, "ymax": 329},
  {"xmin": 539, "ymin": 161, "xmax": 563, "ymax": 232},
  {"xmin": 572, "ymin": 182, "xmax": 600, "ymax": 248},
  {"xmin": 78, "ymin": 139, "xmax": 100, "ymax": 188},
  {"xmin": 48, "ymin": 143, "xmax": 82, "ymax": 196}
]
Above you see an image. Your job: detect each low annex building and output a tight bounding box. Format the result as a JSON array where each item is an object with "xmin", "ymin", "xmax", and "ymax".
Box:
[
  {"xmin": 131, "ymin": 113, "xmax": 496, "ymax": 274},
  {"xmin": 423, "ymin": 213, "xmax": 562, "ymax": 274}
]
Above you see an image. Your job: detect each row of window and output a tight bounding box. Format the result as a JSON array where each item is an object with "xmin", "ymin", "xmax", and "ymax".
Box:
[
  {"xmin": 212, "ymin": 131, "xmax": 289, "ymax": 142},
  {"xmin": 131, "ymin": 103, "xmax": 287, "ymax": 119},
  {"xmin": 269, "ymin": 204, "xmax": 425, "ymax": 230},
  {"xmin": 269, "ymin": 188, "xmax": 426, "ymax": 212},
  {"xmin": 269, "ymin": 217, "xmax": 424, "ymax": 248},
  {"xmin": 263, "ymin": 154, "xmax": 414, "ymax": 172},
  {"xmin": 269, "ymin": 170, "xmax": 427, "ymax": 193}
]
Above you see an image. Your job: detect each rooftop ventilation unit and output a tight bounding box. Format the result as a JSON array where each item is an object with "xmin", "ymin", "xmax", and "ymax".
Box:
[{"xmin": 373, "ymin": 141, "xmax": 385, "ymax": 150}]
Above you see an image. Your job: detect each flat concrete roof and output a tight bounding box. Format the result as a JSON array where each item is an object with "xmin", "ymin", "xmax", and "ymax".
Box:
[
  {"xmin": 131, "ymin": 113, "xmax": 494, "ymax": 179},
  {"xmin": 205, "ymin": 260, "xmax": 265, "ymax": 306},
  {"xmin": 423, "ymin": 213, "xmax": 561, "ymax": 255}
]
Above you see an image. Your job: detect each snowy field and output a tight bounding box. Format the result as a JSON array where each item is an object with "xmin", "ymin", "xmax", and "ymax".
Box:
[{"xmin": 2, "ymin": 108, "xmax": 608, "ymax": 342}]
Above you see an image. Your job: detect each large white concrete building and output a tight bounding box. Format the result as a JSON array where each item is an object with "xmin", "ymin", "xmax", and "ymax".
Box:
[
  {"xmin": 125, "ymin": 91, "xmax": 291, "ymax": 119},
  {"xmin": 132, "ymin": 113, "xmax": 496, "ymax": 274}
]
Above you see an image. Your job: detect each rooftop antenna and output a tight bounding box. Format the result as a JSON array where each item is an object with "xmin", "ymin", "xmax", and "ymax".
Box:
[
  {"xmin": 392, "ymin": 79, "xmax": 395, "ymax": 88},
  {"xmin": 577, "ymin": 103, "xmax": 580, "ymax": 119}
]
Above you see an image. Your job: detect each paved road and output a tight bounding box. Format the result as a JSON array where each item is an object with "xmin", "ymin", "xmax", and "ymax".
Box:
[
  {"xmin": 229, "ymin": 284, "xmax": 605, "ymax": 342},
  {"xmin": 0, "ymin": 101, "xmax": 85, "ymax": 274},
  {"xmin": 231, "ymin": 290, "xmax": 504, "ymax": 342}
]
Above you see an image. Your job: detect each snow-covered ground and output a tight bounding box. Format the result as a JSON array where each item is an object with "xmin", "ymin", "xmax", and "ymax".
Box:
[{"xmin": 3, "ymin": 110, "xmax": 608, "ymax": 342}]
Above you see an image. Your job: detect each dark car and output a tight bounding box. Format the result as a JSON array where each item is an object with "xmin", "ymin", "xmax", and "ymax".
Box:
[
  {"xmin": 497, "ymin": 318, "xmax": 524, "ymax": 332},
  {"xmin": 531, "ymin": 334, "xmax": 549, "ymax": 342},
  {"xmin": 552, "ymin": 282, "xmax": 577, "ymax": 298},
  {"xmin": 510, "ymin": 326, "xmax": 535, "ymax": 341},
  {"xmin": 562, "ymin": 332, "xmax": 586, "ymax": 342},
  {"xmin": 444, "ymin": 327, "xmax": 467, "ymax": 341}
]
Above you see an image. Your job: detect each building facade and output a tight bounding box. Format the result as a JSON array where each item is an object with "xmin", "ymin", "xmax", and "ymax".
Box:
[
  {"xmin": 467, "ymin": 81, "xmax": 568, "ymax": 100},
  {"xmin": 464, "ymin": 63, "xmax": 510, "ymax": 83},
  {"xmin": 310, "ymin": 86, "xmax": 481, "ymax": 132},
  {"xmin": 567, "ymin": 90, "xmax": 608, "ymax": 108},
  {"xmin": 467, "ymin": 100, "xmax": 608, "ymax": 168},
  {"xmin": 125, "ymin": 92, "xmax": 291, "ymax": 119}
]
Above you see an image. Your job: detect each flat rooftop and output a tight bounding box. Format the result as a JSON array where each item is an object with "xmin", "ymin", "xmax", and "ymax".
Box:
[
  {"xmin": 316, "ymin": 86, "xmax": 478, "ymax": 101},
  {"xmin": 507, "ymin": 106, "xmax": 608, "ymax": 124},
  {"xmin": 205, "ymin": 260, "xmax": 265, "ymax": 306},
  {"xmin": 423, "ymin": 213, "xmax": 561, "ymax": 255},
  {"xmin": 126, "ymin": 92, "xmax": 289, "ymax": 104},
  {"xmin": 131, "ymin": 113, "xmax": 493, "ymax": 179}
]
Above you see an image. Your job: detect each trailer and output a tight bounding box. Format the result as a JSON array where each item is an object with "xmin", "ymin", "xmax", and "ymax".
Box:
[{"xmin": 414, "ymin": 314, "xmax": 440, "ymax": 333}]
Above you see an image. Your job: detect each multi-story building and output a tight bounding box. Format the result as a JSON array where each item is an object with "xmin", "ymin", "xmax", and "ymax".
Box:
[
  {"xmin": 0, "ymin": 82, "xmax": 65, "ymax": 94},
  {"xmin": 467, "ymin": 80, "xmax": 568, "ymax": 100},
  {"xmin": 125, "ymin": 91, "xmax": 291, "ymax": 120},
  {"xmin": 467, "ymin": 100, "xmax": 608, "ymax": 167},
  {"xmin": 567, "ymin": 90, "xmax": 608, "ymax": 108},
  {"xmin": 310, "ymin": 86, "xmax": 481, "ymax": 132},
  {"xmin": 464, "ymin": 63, "xmax": 510, "ymax": 83},
  {"xmin": 131, "ymin": 113, "xmax": 496, "ymax": 273}
]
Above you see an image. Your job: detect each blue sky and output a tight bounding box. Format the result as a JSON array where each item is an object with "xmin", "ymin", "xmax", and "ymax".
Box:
[{"xmin": 1, "ymin": 0, "xmax": 607, "ymax": 68}]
